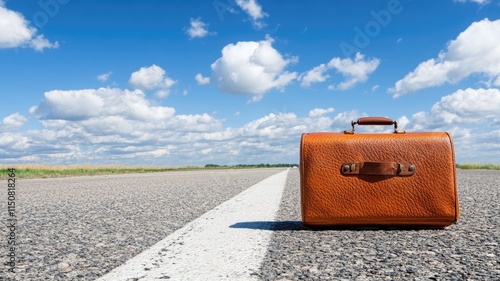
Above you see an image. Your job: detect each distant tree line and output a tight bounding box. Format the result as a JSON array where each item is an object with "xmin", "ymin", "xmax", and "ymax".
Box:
[{"xmin": 204, "ymin": 163, "xmax": 298, "ymax": 168}]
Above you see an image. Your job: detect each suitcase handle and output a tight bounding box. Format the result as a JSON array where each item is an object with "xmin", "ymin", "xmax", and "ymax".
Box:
[
  {"xmin": 357, "ymin": 117, "xmax": 394, "ymax": 126},
  {"xmin": 344, "ymin": 117, "xmax": 405, "ymax": 134},
  {"xmin": 341, "ymin": 162, "xmax": 416, "ymax": 176}
]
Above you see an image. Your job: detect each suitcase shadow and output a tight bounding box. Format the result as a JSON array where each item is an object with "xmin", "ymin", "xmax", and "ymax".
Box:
[
  {"xmin": 229, "ymin": 221, "xmax": 442, "ymax": 231},
  {"xmin": 230, "ymin": 221, "xmax": 304, "ymax": 231}
]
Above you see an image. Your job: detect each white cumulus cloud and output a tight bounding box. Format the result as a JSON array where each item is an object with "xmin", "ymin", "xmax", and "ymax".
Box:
[
  {"xmin": 235, "ymin": 0, "xmax": 268, "ymax": 28},
  {"xmin": 130, "ymin": 65, "xmax": 167, "ymax": 90},
  {"xmin": 195, "ymin": 73, "xmax": 210, "ymax": 85},
  {"xmin": 327, "ymin": 52, "xmax": 380, "ymax": 90},
  {"xmin": 409, "ymin": 88, "xmax": 500, "ymax": 127},
  {"xmin": 308, "ymin": 107, "xmax": 335, "ymax": 118},
  {"xmin": 97, "ymin": 72, "xmax": 112, "ymax": 82},
  {"xmin": 186, "ymin": 18, "xmax": 214, "ymax": 39},
  {"xmin": 300, "ymin": 52, "xmax": 380, "ymax": 90},
  {"xmin": 300, "ymin": 64, "xmax": 330, "ymax": 87},
  {"xmin": 30, "ymin": 34, "xmax": 59, "ymax": 52},
  {"xmin": 129, "ymin": 65, "xmax": 177, "ymax": 98},
  {"xmin": 0, "ymin": 113, "xmax": 28, "ymax": 132},
  {"xmin": 211, "ymin": 37, "xmax": 298, "ymax": 103},
  {"xmin": 11, "ymin": 87, "xmax": 232, "ymax": 164},
  {"xmin": 0, "ymin": 3, "xmax": 58, "ymax": 51},
  {"xmin": 30, "ymin": 88, "xmax": 176, "ymax": 121},
  {"xmin": 390, "ymin": 18, "xmax": 500, "ymax": 97}
]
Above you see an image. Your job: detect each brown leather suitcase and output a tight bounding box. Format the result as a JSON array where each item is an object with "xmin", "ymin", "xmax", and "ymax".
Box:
[{"xmin": 300, "ymin": 117, "xmax": 460, "ymax": 228}]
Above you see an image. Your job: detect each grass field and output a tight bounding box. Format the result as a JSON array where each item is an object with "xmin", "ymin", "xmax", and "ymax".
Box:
[
  {"xmin": 0, "ymin": 164, "xmax": 295, "ymax": 179},
  {"xmin": 0, "ymin": 165, "xmax": 207, "ymax": 179},
  {"xmin": 456, "ymin": 164, "xmax": 500, "ymax": 170}
]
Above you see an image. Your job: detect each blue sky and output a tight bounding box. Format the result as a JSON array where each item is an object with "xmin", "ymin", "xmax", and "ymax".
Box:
[{"xmin": 1, "ymin": 0, "xmax": 500, "ymax": 165}]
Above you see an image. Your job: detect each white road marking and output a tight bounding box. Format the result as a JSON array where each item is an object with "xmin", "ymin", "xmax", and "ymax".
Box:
[{"xmin": 97, "ymin": 169, "xmax": 289, "ymax": 281}]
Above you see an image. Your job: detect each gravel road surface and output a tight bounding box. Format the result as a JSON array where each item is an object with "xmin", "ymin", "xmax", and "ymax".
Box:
[
  {"xmin": 0, "ymin": 168, "xmax": 284, "ymax": 280},
  {"xmin": 1, "ymin": 168, "xmax": 499, "ymax": 280},
  {"xmin": 259, "ymin": 169, "xmax": 499, "ymax": 280}
]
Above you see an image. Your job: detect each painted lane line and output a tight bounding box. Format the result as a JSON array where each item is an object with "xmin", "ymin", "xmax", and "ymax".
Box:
[{"xmin": 97, "ymin": 169, "xmax": 289, "ymax": 281}]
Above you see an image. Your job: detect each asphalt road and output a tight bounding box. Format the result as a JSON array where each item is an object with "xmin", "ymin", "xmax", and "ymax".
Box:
[
  {"xmin": 0, "ymin": 168, "xmax": 284, "ymax": 280},
  {"xmin": 1, "ymin": 168, "xmax": 499, "ymax": 280}
]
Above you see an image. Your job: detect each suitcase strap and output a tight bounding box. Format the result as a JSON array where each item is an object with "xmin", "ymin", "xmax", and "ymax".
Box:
[{"xmin": 341, "ymin": 162, "xmax": 416, "ymax": 176}]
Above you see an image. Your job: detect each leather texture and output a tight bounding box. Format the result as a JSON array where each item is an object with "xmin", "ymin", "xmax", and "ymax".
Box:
[{"xmin": 300, "ymin": 132, "xmax": 460, "ymax": 227}]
